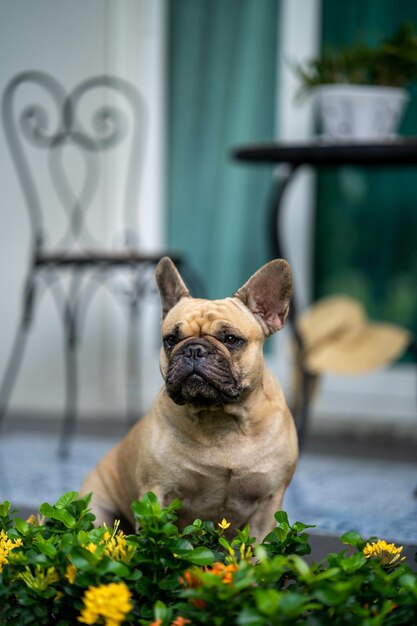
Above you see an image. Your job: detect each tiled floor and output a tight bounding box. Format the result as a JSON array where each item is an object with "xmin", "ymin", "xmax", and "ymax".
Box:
[{"xmin": 1, "ymin": 427, "xmax": 416, "ymax": 548}]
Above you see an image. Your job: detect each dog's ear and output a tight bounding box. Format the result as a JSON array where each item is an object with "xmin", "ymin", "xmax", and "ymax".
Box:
[
  {"xmin": 155, "ymin": 257, "xmax": 190, "ymax": 318},
  {"xmin": 234, "ymin": 259, "xmax": 292, "ymax": 336}
]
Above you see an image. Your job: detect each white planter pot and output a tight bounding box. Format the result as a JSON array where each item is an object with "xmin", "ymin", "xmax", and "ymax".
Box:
[{"xmin": 313, "ymin": 85, "xmax": 410, "ymax": 141}]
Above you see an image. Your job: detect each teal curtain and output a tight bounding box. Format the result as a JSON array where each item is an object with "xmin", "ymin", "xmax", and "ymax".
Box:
[
  {"xmin": 315, "ymin": 1, "xmax": 417, "ymax": 340},
  {"xmin": 167, "ymin": 0, "xmax": 280, "ymax": 299}
]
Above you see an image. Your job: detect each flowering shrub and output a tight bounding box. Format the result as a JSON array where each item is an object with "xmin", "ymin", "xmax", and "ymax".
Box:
[{"xmin": 0, "ymin": 493, "xmax": 416, "ymax": 625}]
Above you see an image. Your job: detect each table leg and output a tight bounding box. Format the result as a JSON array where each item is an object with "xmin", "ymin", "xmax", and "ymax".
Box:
[{"xmin": 266, "ymin": 165, "xmax": 313, "ymax": 446}]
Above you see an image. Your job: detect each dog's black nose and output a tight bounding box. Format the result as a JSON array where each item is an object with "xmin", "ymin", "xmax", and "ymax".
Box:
[{"xmin": 183, "ymin": 344, "xmax": 208, "ymax": 359}]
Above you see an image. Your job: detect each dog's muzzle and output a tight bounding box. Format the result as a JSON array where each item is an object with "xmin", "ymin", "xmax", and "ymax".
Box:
[{"xmin": 165, "ymin": 338, "xmax": 242, "ymax": 406}]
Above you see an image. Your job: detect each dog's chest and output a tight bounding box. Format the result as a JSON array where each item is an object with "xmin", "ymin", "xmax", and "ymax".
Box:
[{"xmin": 158, "ymin": 448, "xmax": 282, "ymax": 527}]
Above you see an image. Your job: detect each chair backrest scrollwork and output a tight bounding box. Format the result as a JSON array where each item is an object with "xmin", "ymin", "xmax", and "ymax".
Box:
[{"xmin": 2, "ymin": 71, "xmax": 147, "ymax": 256}]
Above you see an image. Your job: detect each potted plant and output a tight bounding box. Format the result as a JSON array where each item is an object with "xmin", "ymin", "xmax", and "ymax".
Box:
[{"xmin": 295, "ymin": 22, "xmax": 417, "ymax": 140}]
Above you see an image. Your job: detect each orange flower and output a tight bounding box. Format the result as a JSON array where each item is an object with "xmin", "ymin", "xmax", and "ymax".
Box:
[
  {"xmin": 222, "ymin": 564, "xmax": 238, "ymax": 584},
  {"xmin": 210, "ymin": 562, "xmax": 226, "ymax": 576},
  {"xmin": 179, "ymin": 569, "xmax": 206, "ymax": 607},
  {"xmin": 206, "ymin": 562, "xmax": 238, "ymax": 584},
  {"xmin": 171, "ymin": 618, "xmax": 191, "ymax": 626},
  {"xmin": 149, "ymin": 621, "xmax": 163, "ymax": 626},
  {"xmin": 179, "ymin": 569, "xmax": 202, "ymax": 589}
]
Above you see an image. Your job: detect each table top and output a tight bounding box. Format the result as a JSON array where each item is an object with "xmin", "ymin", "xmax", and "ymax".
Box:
[{"xmin": 232, "ymin": 138, "xmax": 417, "ymax": 167}]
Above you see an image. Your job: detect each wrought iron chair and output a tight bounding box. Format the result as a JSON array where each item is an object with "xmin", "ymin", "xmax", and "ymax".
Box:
[{"xmin": 0, "ymin": 70, "xmax": 184, "ymax": 455}]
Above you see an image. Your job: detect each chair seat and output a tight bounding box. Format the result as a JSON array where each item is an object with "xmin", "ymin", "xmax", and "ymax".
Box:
[{"xmin": 34, "ymin": 250, "xmax": 181, "ymax": 268}]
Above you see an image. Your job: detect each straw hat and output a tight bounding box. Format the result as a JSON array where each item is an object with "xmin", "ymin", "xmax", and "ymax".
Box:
[{"xmin": 295, "ymin": 295, "xmax": 412, "ymax": 375}]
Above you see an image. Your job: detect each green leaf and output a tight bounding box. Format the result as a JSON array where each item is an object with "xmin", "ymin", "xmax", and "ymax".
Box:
[
  {"xmin": 168, "ymin": 538, "xmax": 193, "ymax": 555},
  {"xmin": 233, "ymin": 525, "xmax": 252, "ymax": 545},
  {"xmin": 254, "ymin": 588, "xmax": 281, "ymax": 616},
  {"xmin": 77, "ymin": 530, "xmax": 91, "ymax": 545},
  {"xmin": 261, "ymin": 531, "xmax": 277, "ymax": 543},
  {"xmin": 14, "ymin": 517, "xmax": 29, "ymax": 536},
  {"xmin": 182, "ymin": 547, "xmax": 215, "ymax": 565},
  {"xmin": 168, "ymin": 498, "xmax": 182, "ymax": 511},
  {"xmin": 35, "ymin": 535, "xmax": 57, "ymax": 558},
  {"xmin": 274, "ymin": 511, "xmax": 289, "ymax": 524},
  {"xmin": 288, "ymin": 554, "xmax": 310, "ymax": 576},
  {"xmin": 154, "ymin": 600, "xmax": 168, "ymax": 621},
  {"xmin": 39, "ymin": 503, "xmax": 76, "ymax": 529},
  {"xmin": 182, "ymin": 524, "xmax": 198, "ymax": 535},
  {"xmin": 278, "ymin": 593, "xmax": 309, "ymax": 617},
  {"xmin": 131, "ymin": 495, "xmax": 158, "ymax": 519},
  {"xmin": 341, "ymin": 531, "xmax": 363, "ymax": 548},
  {"xmin": 400, "ymin": 574, "xmax": 417, "ymax": 594},
  {"xmin": 293, "ymin": 521, "xmax": 316, "ymax": 532},
  {"xmin": 340, "ymin": 552, "xmax": 366, "ymax": 573},
  {"xmin": 219, "ymin": 536, "xmax": 232, "ymax": 552},
  {"xmin": 0, "ymin": 501, "xmax": 11, "ymax": 516},
  {"xmin": 315, "ymin": 584, "xmax": 344, "ymax": 606},
  {"xmin": 274, "ymin": 523, "xmax": 290, "ymax": 543},
  {"xmin": 54, "ymin": 492, "xmax": 78, "ymax": 509},
  {"xmin": 70, "ymin": 547, "xmax": 98, "ymax": 569},
  {"xmin": 96, "ymin": 558, "xmax": 130, "ymax": 577},
  {"xmin": 254, "ymin": 545, "xmax": 268, "ymax": 562},
  {"xmin": 309, "ymin": 567, "xmax": 341, "ymax": 583},
  {"xmin": 141, "ymin": 492, "xmax": 161, "ymax": 515},
  {"xmin": 161, "ymin": 522, "xmax": 179, "ymax": 536},
  {"xmin": 237, "ymin": 607, "xmax": 264, "ymax": 626}
]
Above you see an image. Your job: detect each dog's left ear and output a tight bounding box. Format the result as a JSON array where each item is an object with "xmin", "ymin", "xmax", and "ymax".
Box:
[
  {"xmin": 234, "ymin": 259, "xmax": 292, "ymax": 336},
  {"xmin": 155, "ymin": 257, "xmax": 191, "ymax": 319}
]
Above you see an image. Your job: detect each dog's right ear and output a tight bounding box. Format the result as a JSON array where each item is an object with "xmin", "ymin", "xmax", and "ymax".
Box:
[{"xmin": 155, "ymin": 257, "xmax": 190, "ymax": 318}]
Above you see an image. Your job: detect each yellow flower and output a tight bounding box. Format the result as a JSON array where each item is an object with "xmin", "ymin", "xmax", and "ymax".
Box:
[
  {"xmin": 26, "ymin": 513, "xmax": 45, "ymax": 526},
  {"xmin": 363, "ymin": 540, "xmax": 406, "ymax": 568},
  {"xmin": 78, "ymin": 582, "xmax": 132, "ymax": 626},
  {"xmin": 239, "ymin": 542, "xmax": 253, "ymax": 561},
  {"xmin": 17, "ymin": 565, "xmax": 59, "ymax": 592},
  {"xmin": 218, "ymin": 518, "xmax": 231, "ymax": 531},
  {"xmin": 82, "ymin": 522, "xmax": 135, "ymax": 564},
  {"xmin": 102, "ymin": 530, "xmax": 135, "ymax": 563},
  {"xmin": 65, "ymin": 563, "xmax": 77, "ymax": 584},
  {"xmin": 0, "ymin": 529, "xmax": 22, "ymax": 572},
  {"xmin": 85, "ymin": 543, "xmax": 98, "ymax": 554}
]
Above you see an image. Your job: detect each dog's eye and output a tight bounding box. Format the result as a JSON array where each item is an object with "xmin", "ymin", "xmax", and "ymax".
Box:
[
  {"xmin": 163, "ymin": 334, "xmax": 179, "ymax": 349},
  {"xmin": 223, "ymin": 334, "xmax": 243, "ymax": 348}
]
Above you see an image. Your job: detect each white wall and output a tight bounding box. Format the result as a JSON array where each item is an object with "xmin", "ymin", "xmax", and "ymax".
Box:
[{"xmin": 0, "ymin": 0, "xmax": 165, "ymax": 419}]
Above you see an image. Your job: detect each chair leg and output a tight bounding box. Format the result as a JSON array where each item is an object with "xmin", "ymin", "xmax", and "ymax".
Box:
[
  {"xmin": 0, "ymin": 324, "xmax": 31, "ymax": 428},
  {"xmin": 58, "ymin": 326, "xmax": 78, "ymax": 458},
  {"xmin": 0, "ymin": 273, "xmax": 37, "ymax": 430},
  {"xmin": 126, "ymin": 296, "xmax": 141, "ymax": 428},
  {"xmin": 58, "ymin": 278, "xmax": 81, "ymax": 458}
]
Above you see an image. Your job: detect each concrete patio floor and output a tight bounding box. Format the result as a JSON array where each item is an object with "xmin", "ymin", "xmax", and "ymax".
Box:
[{"xmin": 0, "ymin": 415, "xmax": 416, "ymax": 567}]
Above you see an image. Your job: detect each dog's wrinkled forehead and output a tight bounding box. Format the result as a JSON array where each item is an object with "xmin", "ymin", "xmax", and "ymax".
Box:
[{"xmin": 162, "ymin": 297, "xmax": 263, "ymax": 339}]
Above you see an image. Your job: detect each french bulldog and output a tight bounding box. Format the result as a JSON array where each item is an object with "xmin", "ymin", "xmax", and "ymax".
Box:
[{"xmin": 80, "ymin": 257, "xmax": 298, "ymax": 540}]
